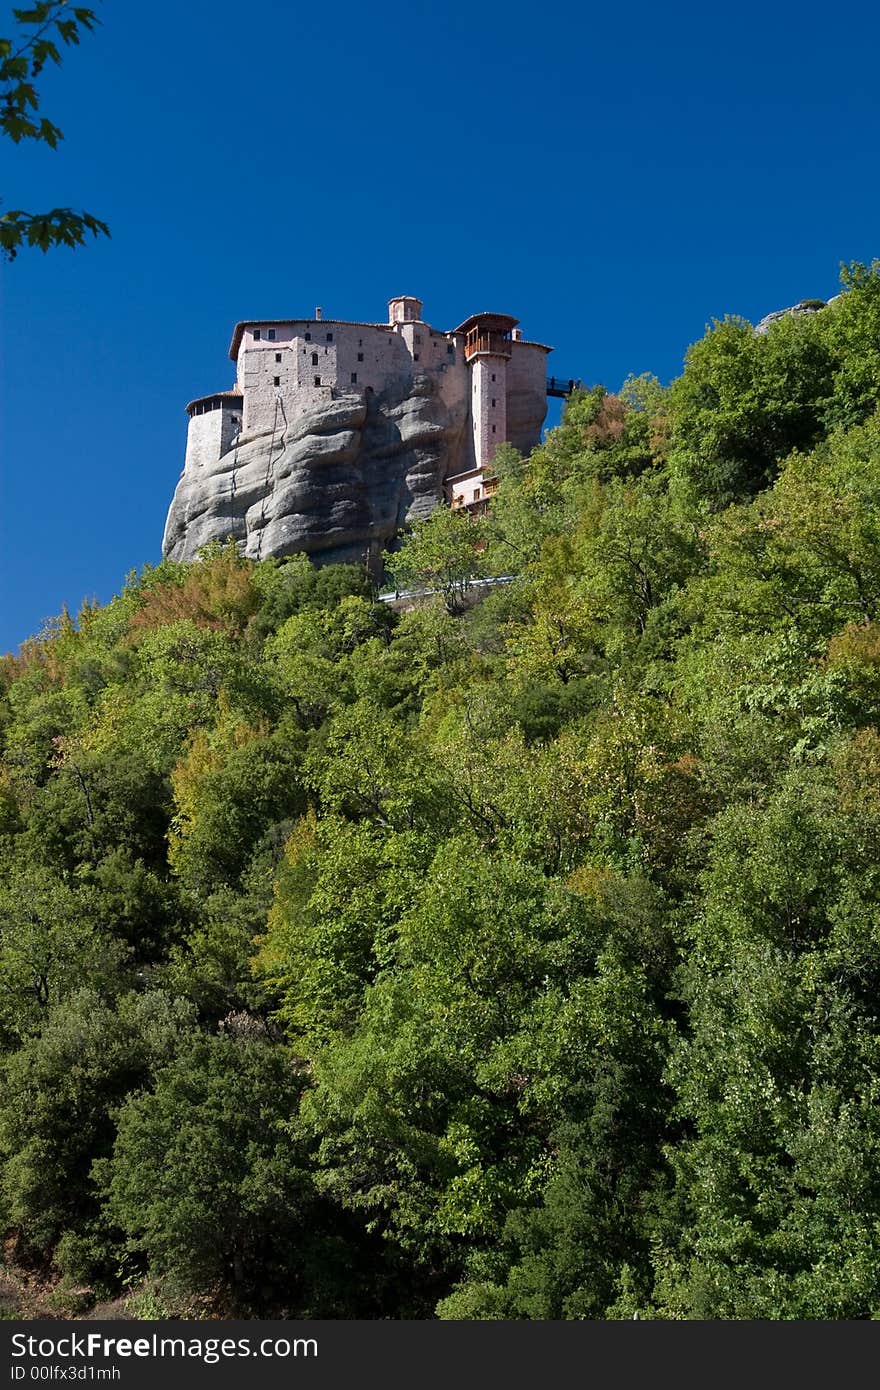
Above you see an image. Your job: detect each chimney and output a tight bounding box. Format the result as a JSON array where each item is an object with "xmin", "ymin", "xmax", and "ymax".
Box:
[{"xmin": 315, "ymin": 306, "xmax": 323, "ymax": 321}]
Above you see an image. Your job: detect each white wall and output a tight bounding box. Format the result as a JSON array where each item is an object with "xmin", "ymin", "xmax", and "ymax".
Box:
[
  {"xmin": 184, "ymin": 400, "xmax": 241, "ymax": 474},
  {"xmin": 470, "ymin": 355, "xmax": 508, "ymax": 468}
]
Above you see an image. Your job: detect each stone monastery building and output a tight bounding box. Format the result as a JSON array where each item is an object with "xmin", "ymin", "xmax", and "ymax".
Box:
[{"xmin": 183, "ymin": 296, "xmax": 553, "ymax": 513}]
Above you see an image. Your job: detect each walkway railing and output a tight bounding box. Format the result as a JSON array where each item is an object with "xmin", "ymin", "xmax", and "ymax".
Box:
[{"xmin": 546, "ymin": 375, "xmax": 584, "ymax": 397}]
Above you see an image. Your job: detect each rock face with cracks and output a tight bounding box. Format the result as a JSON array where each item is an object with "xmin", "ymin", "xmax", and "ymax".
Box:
[{"xmin": 162, "ymin": 374, "xmax": 469, "ymax": 570}]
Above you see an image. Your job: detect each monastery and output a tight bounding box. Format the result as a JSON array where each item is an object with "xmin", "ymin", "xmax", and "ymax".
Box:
[{"xmin": 183, "ymin": 296, "xmax": 556, "ymax": 514}]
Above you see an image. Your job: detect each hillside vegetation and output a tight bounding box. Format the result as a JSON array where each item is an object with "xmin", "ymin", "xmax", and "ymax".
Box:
[{"xmin": 3, "ymin": 263, "xmax": 880, "ymax": 1318}]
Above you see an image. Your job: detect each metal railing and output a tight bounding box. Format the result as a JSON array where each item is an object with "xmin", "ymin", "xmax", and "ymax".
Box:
[{"xmin": 546, "ymin": 375, "xmax": 583, "ymax": 396}]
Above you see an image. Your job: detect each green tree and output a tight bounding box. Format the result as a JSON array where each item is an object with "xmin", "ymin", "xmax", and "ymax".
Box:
[
  {"xmin": 653, "ymin": 766, "xmax": 880, "ymax": 1318},
  {"xmin": 0, "ymin": 990, "xmax": 195, "ymax": 1255},
  {"xmin": 668, "ymin": 312, "xmax": 834, "ymax": 506},
  {"xmin": 384, "ymin": 507, "xmax": 489, "ymax": 613},
  {"xmin": 101, "ymin": 1034, "xmax": 316, "ymax": 1299},
  {"xmin": 1, "ymin": 1, "xmax": 109, "ymax": 259}
]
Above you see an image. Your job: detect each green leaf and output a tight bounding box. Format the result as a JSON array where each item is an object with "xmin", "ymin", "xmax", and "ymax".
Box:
[
  {"xmin": 38, "ymin": 115, "xmax": 62, "ymax": 146},
  {"xmin": 0, "ymin": 206, "xmax": 110, "ymax": 260}
]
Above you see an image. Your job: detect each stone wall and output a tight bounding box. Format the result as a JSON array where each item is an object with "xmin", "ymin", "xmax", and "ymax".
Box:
[
  {"xmin": 470, "ymin": 355, "xmax": 508, "ymax": 468},
  {"xmin": 234, "ymin": 318, "xmax": 477, "ymax": 447},
  {"xmin": 184, "ymin": 399, "xmax": 241, "ymax": 476},
  {"xmin": 506, "ymin": 340, "xmax": 550, "ymax": 455}
]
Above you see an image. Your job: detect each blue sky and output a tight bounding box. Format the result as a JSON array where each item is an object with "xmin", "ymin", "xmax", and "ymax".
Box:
[{"xmin": 2, "ymin": 0, "xmax": 879, "ymax": 652}]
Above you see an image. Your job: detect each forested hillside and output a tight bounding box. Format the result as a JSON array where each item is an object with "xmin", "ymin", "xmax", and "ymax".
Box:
[{"xmin": 3, "ymin": 263, "xmax": 880, "ymax": 1319}]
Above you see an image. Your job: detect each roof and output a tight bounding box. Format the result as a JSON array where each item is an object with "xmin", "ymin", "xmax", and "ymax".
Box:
[
  {"xmin": 445, "ymin": 466, "xmax": 486, "ymax": 483},
  {"xmin": 226, "ymin": 313, "xmax": 544, "ymax": 360},
  {"xmin": 513, "ymin": 338, "xmax": 553, "ymax": 354},
  {"xmin": 454, "ymin": 311, "xmax": 519, "ymax": 335},
  {"xmin": 228, "ymin": 318, "xmax": 399, "ymax": 359},
  {"xmin": 185, "ymin": 387, "xmax": 242, "ymax": 416}
]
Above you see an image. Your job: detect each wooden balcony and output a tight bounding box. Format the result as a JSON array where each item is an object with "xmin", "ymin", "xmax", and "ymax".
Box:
[{"xmin": 464, "ymin": 330, "xmax": 513, "ymax": 361}]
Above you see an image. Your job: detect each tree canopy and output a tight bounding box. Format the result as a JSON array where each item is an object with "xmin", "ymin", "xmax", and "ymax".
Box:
[{"xmin": 3, "ymin": 264, "xmax": 880, "ymax": 1317}]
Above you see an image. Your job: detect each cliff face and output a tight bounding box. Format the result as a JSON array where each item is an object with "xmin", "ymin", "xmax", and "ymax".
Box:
[{"xmin": 162, "ymin": 373, "xmax": 470, "ymax": 567}]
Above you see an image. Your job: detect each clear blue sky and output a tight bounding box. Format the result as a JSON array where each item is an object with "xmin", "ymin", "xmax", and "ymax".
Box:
[{"xmin": 2, "ymin": 0, "xmax": 879, "ymax": 653}]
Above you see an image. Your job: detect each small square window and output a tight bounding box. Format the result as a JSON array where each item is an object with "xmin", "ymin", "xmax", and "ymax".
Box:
[
  {"xmin": 253, "ymin": 329, "xmax": 261, "ymax": 341},
  {"xmin": 357, "ymin": 352, "xmax": 364, "ymax": 362},
  {"xmin": 267, "ymin": 329, "xmax": 276, "ymax": 340},
  {"xmin": 326, "ymin": 332, "xmax": 333, "ymax": 342},
  {"xmin": 273, "ymin": 376, "xmax": 280, "ymax": 386},
  {"xmin": 351, "ymin": 372, "xmax": 358, "ymax": 384},
  {"xmin": 275, "ymin": 352, "xmax": 282, "ymax": 363},
  {"xmin": 314, "ymin": 376, "xmax": 321, "ymax": 387},
  {"xmin": 305, "ymin": 332, "xmax": 311, "ymax": 341}
]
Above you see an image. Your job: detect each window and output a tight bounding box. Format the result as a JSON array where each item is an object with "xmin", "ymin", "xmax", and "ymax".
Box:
[
  {"xmin": 351, "ymin": 372, "xmax": 357, "ymax": 384},
  {"xmin": 253, "ymin": 329, "xmax": 261, "ymax": 341},
  {"xmin": 447, "ymin": 344, "xmax": 454, "ymax": 355},
  {"xmin": 492, "ymin": 425, "xmax": 496, "ymax": 433},
  {"xmin": 415, "ymin": 334, "xmax": 422, "ymax": 344},
  {"xmin": 491, "ymin": 373, "xmax": 496, "ymax": 382},
  {"xmin": 275, "ymin": 352, "xmax": 282, "ymax": 363},
  {"xmin": 474, "ymin": 488, "xmax": 481, "ymax": 501},
  {"xmin": 305, "ymin": 332, "xmax": 311, "ymax": 341},
  {"xmin": 312, "ymin": 352, "xmax": 319, "ymax": 365},
  {"xmin": 326, "ymin": 332, "xmax": 333, "ymax": 342},
  {"xmin": 267, "ymin": 329, "xmax": 276, "ymax": 340},
  {"xmin": 273, "ymin": 376, "xmax": 280, "ymax": 386},
  {"xmin": 314, "ymin": 376, "xmax": 321, "ymax": 387},
  {"xmin": 358, "ymin": 338, "xmax": 363, "ymax": 347},
  {"xmin": 492, "ymin": 399, "xmax": 496, "ymax": 407},
  {"xmin": 357, "ymin": 352, "xmax": 364, "ymax": 362},
  {"xmin": 414, "ymin": 353, "xmax": 419, "ymax": 362}
]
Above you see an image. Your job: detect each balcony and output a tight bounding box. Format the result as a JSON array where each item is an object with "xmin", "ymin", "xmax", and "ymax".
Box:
[{"xmin": 464, "ymin": 330, "xmax": 513, "ymax": 361}]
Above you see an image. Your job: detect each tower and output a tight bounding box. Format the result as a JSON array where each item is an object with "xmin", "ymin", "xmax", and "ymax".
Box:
[
  {"xmin": 183, "ymin": 390, "xmax": 242, "ymax": 474},
  {"xmin": 455, "ymin": 312, "xmax": 518, "ymax": 469},
  {"xmin": 388, "ymin": 295, "xmax": 423, "ymax": 325}
]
